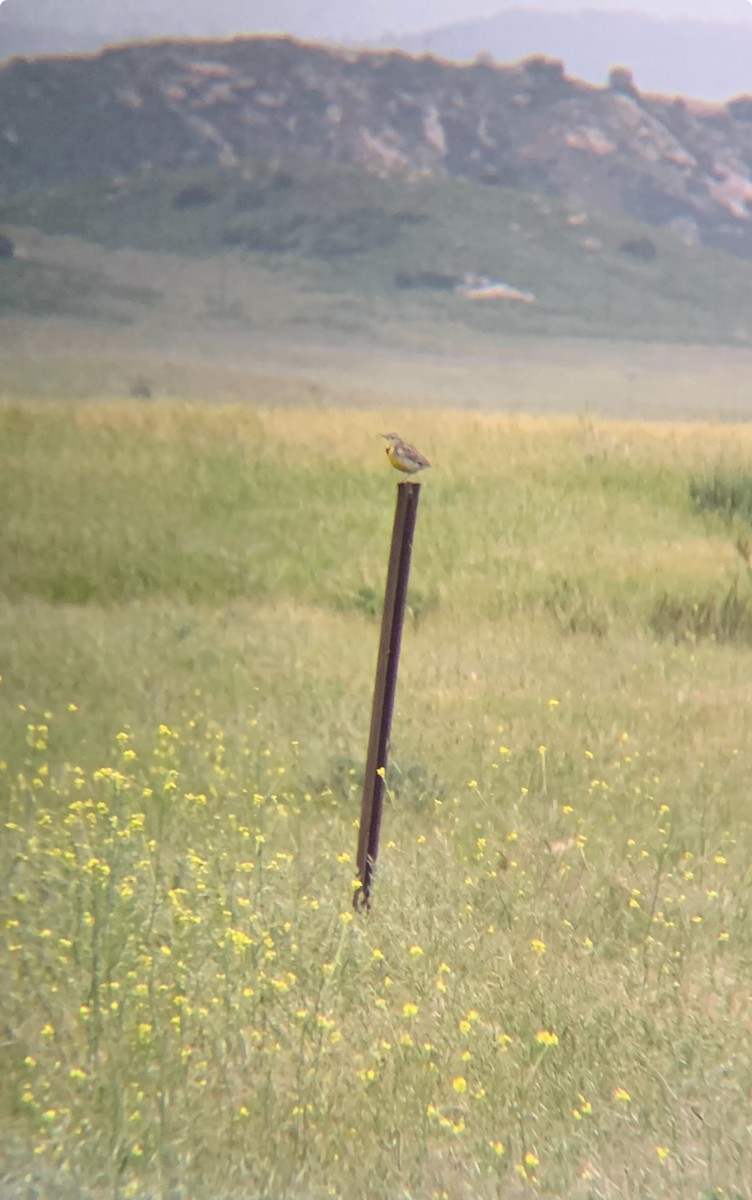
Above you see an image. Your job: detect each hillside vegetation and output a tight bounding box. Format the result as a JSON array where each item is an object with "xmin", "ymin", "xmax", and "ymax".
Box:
[
  {"xmin": 3, "ymin": 159, "xmax": 752, "ymax": 346},
  {"xmin": 2, "ymin": 399, "xmax": 752, "ymax": 1199}
]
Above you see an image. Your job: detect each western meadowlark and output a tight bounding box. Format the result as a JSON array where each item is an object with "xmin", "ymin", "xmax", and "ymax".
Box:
[{"xmin": 381, "ymin": 432, "xmax": 431, "ymax": 479}]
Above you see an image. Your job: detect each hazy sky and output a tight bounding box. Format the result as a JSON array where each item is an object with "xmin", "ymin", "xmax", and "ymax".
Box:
[
  {"xmin": 4, "ymin": 0, "xmax": 752, "ymax": 25},
  {"xmin": 2, "ymin": 0, "xmax": 752, "ymax": 42}
]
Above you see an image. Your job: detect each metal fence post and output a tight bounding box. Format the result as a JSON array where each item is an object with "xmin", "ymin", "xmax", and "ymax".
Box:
[{"xmin": 354, "ymin": 481, "xmax": 422, "ymax": 909}]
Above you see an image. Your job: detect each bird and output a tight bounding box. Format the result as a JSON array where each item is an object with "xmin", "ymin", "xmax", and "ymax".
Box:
[{"xmin": 381, "ymin": 432, "xmax": 431, "ymax": 480}]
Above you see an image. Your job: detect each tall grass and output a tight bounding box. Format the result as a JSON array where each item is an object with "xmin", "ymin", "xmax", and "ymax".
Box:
[{"xmin": 2, "ymin": 403, "xmax": 752, "ymax": 1199}]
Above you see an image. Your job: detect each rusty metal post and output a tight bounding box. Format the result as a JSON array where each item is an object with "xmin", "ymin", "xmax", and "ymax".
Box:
[{"xmin": 354, "ymin": 481, "xmax": 422, "ymax": 910}]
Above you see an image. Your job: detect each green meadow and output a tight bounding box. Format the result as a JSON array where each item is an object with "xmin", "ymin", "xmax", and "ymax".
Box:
[{"xmin": 2, "ymin": 391, "xmax": 752, "ymax": 1200}]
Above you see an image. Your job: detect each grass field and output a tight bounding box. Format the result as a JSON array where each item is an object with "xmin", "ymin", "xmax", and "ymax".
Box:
[{"xmin": 2, "ymin": 392, "xmax": 752, "ymax": 1200}]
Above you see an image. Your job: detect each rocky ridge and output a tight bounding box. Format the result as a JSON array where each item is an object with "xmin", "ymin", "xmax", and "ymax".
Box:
[{"xmin": 4, "ymin": 37, "xmax": 752, "ymax": 258}]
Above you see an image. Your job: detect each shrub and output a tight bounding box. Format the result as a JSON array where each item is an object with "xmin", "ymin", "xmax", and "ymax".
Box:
[
  {"xmin": 689, "ymin": 470, "xmax": 752, "ymax": 525},
  {"xmin": 129, "ymin": 375, "xmax": 152, "ymax": 399},
  {"xmin": 620, "ymin": 236, "xmax": 657, "ymax": 262},
  {"xmin": 172, "ymin": 184, "xmax": 217, "ymax": 210}
]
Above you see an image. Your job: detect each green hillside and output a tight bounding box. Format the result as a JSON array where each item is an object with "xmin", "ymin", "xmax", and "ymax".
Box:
[{"xmin": 3, "ymin": 158, "xmax": 752, "ymax": 346}]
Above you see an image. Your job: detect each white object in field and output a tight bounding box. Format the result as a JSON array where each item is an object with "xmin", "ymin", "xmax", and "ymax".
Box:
[{"xmin": 456, "ymin": 274, "xmax": 536, "ymax": 303}]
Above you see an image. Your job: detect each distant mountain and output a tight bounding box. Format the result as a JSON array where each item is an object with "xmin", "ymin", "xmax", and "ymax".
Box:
[
  {"xmin": 478, "ymin": 0, "xmax": 752, "ymax": 17},
  {"xmin": 391, "ymin": 10, "xmax": 752, "ymax": 102},
  {"xmin": 4, "ymin": 36, "xmax": 752, "ymax": 262},
  {"xmin": 2, "ymin": 0, "xmax": 752, "ymax": 66}
]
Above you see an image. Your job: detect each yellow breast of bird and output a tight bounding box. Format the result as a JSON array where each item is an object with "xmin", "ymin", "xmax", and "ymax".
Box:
[{"xmin": 387, "ymin": 445, "xmax": 410, "ymax": 472}]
